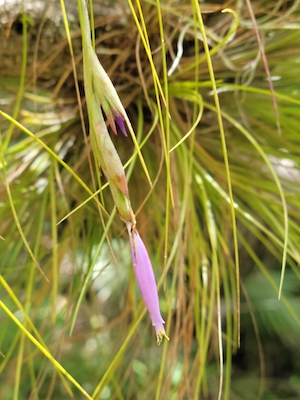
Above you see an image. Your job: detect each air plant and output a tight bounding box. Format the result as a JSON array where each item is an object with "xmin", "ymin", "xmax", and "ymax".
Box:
[{"xmin": 1, "ymin": 0, "xmax": 300, "ymax": 398}]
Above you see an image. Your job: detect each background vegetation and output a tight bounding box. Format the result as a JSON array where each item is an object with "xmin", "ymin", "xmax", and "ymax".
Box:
[{"xmin": 0, "ymin": 0, "xmax": 300, "ymax": 399}]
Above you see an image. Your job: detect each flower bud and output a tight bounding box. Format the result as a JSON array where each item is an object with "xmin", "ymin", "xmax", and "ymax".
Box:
[{"xmin": 90, "ymin": 51, "xmax": 128, "ymax": 136}]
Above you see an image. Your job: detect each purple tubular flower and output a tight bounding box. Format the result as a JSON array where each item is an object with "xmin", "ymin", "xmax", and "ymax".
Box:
[{"xmin": 127, "ymin": 224, "xmax": 169, "ymax": 345}]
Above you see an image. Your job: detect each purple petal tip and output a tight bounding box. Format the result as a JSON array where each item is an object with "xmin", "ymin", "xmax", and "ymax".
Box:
[{"xmin": 115, "ymin": 115, "xmax": 127, "ymax": 136}]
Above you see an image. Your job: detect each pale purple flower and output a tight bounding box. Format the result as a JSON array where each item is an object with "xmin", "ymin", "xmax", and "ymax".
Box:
[{"xmin": 127, "ymin": 224, "xmax": 169, "ymax": 345}]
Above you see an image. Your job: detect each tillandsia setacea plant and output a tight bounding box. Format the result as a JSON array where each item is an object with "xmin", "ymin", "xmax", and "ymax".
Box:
[
  {"xmin": 1, "ymin": 0, "xmax": 300, "ymax": 397},
  {"xmin": 77, "ymin": 0, "xmax": 169, "ymax": 345}
]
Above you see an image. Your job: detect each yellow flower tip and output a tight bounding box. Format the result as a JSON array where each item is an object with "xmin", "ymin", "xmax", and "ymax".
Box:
[{"xmin": 156, "ymin": 330, "xmax": 170, "ymax": 346}]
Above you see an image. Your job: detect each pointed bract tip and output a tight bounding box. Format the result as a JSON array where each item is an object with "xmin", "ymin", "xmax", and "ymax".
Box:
[
  {"xmin": 115, "ymin": 172, "xmax": 129, "ymax": 199},
  {"xmin": 107, "ymin": 113, "xmax": 118, "ymax": 135}
]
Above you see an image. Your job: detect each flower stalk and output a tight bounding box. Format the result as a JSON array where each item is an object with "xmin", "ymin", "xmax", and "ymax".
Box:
[{"xmin": 77, "ymin": 0, "xmax": 168, "ymax": 344}]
